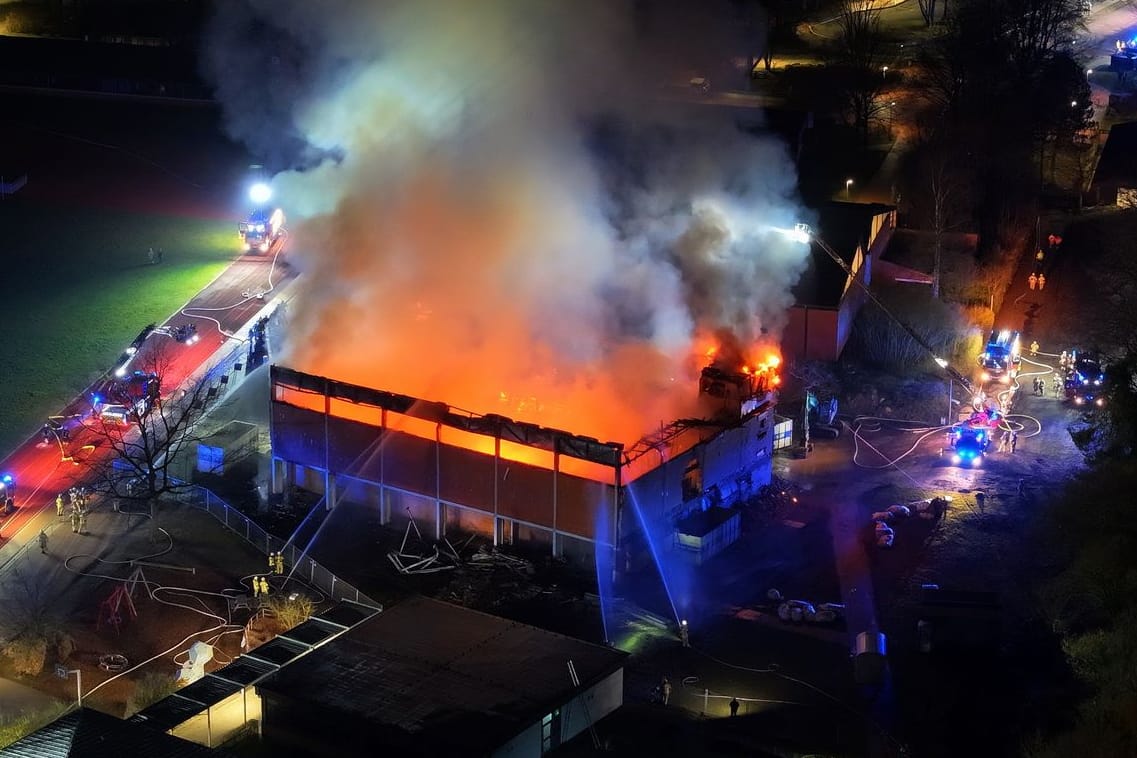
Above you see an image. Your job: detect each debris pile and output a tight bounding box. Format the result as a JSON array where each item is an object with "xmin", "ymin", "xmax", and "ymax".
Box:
[
  {"xmin": 767, "ymin": 589, "xmax": 845, "ymax": 625},
  {"xmin": 444, "ymin": 545, "xmax": 543, "ymax": 608},
  {"xmin": 870, "ymin": 497, "xmax": 950, "ymax": 549},
  {"xmin": 387, "ymin": 518, "xmax": 471, "ymax": 575}
]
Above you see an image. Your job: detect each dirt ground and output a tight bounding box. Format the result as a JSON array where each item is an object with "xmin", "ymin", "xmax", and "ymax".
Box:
[{"xmin": 0, "ymin": 500, "xmax": 331, "ymax": 718}]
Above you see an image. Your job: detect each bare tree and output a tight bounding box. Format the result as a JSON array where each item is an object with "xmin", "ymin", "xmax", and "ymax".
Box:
[
  {"xmin": 81, "ymin": 343, "xmax": 216, "ymax": 532},
  {"xmin": 917, "ymin": 0, "xmax": 938, "ymax": 27},
  {"xmin": 0, "ymin": 569, "xmax": 69, "ymax": 677},
  {"xmin": 1068, "ymin": 133, "xmax": 1099, "ymax": 212},
  {"xmin": 834, "ymin": 0, "xmax": 888, "ymax": 142},
  {"xmin": 926, "ymin": 154, "xmax": 968, "ymax": 299},
  {"xmin": 1003, "ymin": 0, "xmax": 1085, "ymax": 74}
]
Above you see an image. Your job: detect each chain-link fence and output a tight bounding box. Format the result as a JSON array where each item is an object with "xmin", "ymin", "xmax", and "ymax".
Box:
[{"xmin": 176, "ymin": 484, "xmax": 380, "ymax": 610}]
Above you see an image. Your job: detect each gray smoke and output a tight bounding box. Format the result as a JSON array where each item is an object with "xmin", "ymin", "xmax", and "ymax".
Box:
[{"xmin": 202, "ymin": 0, "xmax": 809, "ymax": 442}]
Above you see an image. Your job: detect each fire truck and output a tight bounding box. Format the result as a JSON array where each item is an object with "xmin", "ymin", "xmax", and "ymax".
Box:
[
  {"xmin": 92, "ymin": 371, "xmax": 160, "ymax": 421},
  {"xmin": 977, "ymin": 329, "xmax": 1022, "ymax": 384},
  {"xmin": 941, "ymin": 405, "xmax": 1001, "ymax": 467},
  {"xmin": 238, "ymin": 207, "xmax": 285, "ymax": 254},
  {"xmin": 1065, "ymin": 350, "xmax": 1107, "ymax": 407}
]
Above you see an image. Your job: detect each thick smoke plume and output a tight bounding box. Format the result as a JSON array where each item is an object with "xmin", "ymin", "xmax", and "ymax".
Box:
[{"xmin": 203, "ymin": 0, "xmax": 808, "ymax": 443}]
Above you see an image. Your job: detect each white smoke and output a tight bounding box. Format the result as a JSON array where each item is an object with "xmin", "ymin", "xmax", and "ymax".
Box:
[{"xmin": 202, "ymin": 0, "xmax": 809, "ymax": 442}]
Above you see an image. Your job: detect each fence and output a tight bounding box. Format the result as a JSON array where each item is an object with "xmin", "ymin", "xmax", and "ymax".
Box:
[{"xmin": 175, "ymin": 483, "xmax": 380, "ymax": 610}]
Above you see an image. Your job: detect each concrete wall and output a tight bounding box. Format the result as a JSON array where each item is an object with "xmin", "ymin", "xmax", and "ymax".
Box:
[{"xmin": 783, "ymin": 306, "xmax": 840, "ymax": 362}]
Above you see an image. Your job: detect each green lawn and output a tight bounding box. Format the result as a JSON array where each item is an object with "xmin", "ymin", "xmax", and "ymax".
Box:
[{"xmin": 0, "ymin": 199, "xmax": 236, "ymax": 457}]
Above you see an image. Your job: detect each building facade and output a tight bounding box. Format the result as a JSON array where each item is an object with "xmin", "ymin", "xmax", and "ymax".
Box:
[{"xmin": 269, "ymin": 365, "xmax": 776, "ymax": 570}]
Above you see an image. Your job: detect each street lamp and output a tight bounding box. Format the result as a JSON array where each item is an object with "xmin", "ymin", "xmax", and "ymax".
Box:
[
  {"xmin": 882, "ymin": 65, "xmax": 889, "ymax": 78},
  {"xmin": 845, "ymin": 178, "xmax": 854, "ymax": 198}
]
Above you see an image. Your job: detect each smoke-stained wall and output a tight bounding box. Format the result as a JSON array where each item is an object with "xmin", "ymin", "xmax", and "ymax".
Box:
[{"xmin": 203, "ymin": 0, "xmax": 810, "ymax": 444}]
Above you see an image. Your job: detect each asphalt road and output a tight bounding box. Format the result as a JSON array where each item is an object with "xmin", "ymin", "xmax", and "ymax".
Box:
[{"xmin": 0, "ymin": 252, "xmax": 298, "ymax": 566}]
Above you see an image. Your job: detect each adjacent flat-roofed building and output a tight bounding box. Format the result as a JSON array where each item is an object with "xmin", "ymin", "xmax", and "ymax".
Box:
[
  {"xmin": 255, "ymin": 595, "xmax": 627, "ymax": 757},
  {"xmin": 0, "ymin": 707, "xmax": 232, "ymax": 758}
]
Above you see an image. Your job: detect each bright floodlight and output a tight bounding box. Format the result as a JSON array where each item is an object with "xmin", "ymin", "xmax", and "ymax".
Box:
[
  {"xmin": 774, "ymin": 223, "xmax": 812, "ymax": 244},
  {"xmin": 249, "ymin": 182, "xmax": 272, "ymax": 205},
  {"xmin": 934, "ymin": 357, "xmax": 949, "ymax": 368}
]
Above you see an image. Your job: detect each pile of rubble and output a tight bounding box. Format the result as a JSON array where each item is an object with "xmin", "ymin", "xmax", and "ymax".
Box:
[
  {"xmin": 871, "ymin": 497, "xmax": 951, "ymax": 548},
  {"xmin": 446, "ymin": 546, "xmax": 544, "ymax": 609},
  {"xmin": 387, "ymin": 519, "xmax": 469, "ymax": 575},
  {"xmin": 767, "ymin": 589, "xmax": 845, "ymax": 625},
  {"xmin": 385, "ymin": 517, "xmax": 545, "ymax": 610}
]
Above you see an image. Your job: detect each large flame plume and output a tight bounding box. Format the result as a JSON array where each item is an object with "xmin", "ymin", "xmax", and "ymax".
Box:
[{"xmin": 203, "ymin": 0, "xmax": 808, "ymax": 443}]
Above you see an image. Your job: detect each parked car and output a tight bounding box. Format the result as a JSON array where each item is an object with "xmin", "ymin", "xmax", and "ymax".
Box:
[{"xmin": 99, "ymin": 397, "xmax": 149, "ymax": 426}]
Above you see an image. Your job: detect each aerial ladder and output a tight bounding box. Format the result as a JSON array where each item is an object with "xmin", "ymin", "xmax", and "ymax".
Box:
[{"xmin": 789, "ymin": 223, "xmax": 975, "ymax": 397}]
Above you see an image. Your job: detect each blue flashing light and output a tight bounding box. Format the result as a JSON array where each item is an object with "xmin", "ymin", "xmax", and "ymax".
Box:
[{"xmin": 1, "ymin": 474, "xmax": 12, "ymax": 484}]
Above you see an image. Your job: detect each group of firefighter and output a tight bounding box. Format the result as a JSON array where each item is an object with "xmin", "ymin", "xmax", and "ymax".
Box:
[
  {"xmin": 55, "ymin": 487, "xmax": 91, "ymax": 534},
  {"xmin": 1027, "ymin": 235, "xmax": 1061, "ymax": 291},
  {"xmin": 251, "ymin": 551, "xmax": 286, "ymax": 598}
]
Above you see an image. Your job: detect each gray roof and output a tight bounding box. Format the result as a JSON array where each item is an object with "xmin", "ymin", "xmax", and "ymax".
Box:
[
  {"xmin": 256, "ymin": 595, "xmax": 627, "ymax": 753},
  {"xmin": 0, "ymin": 708, "xmax": 227, "ymax": 758},
  {"xmin": 1092, "ymin": 121, "xmax": 1137, "ymax": 186}
]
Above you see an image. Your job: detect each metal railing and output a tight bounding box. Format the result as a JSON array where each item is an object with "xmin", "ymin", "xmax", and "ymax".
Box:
[{"xmin": 175, "ymin": 484, "xmax": 380, "ymax": 610}]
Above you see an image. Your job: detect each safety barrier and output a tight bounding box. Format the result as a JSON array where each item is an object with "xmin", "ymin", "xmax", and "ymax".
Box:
[{"xmin": 175, "ymin": 484, "xmax": 380, "ymax": 610}]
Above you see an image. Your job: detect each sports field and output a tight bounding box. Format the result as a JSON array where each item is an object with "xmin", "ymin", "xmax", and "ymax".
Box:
[{"xmin": 0, "ymin": 91, "xmax": 250, "ymax": 457}]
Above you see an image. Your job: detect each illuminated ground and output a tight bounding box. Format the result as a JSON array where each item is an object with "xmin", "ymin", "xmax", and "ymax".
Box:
[
  {"xmin": 0, "ymin": 501, "xmax": 288, "ymax": 720},
  {"xmin": 0, "ymin": 91, "xmax": 249, "ymax": 457}
]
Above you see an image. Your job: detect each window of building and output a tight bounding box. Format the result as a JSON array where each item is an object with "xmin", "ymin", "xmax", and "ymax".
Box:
[{"xmin": 541, "ymin": 709, "xmax": 561, "ymax": 753}]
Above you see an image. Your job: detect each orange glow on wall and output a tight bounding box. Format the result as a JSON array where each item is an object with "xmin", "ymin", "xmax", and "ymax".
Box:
[
  {"xmin": 438, "ymin": 426, "xmax": 497, "ymax": 457},
  {"xmin": 385, "ymin": 411, "xmax": 438, "ymax": 441},
  {"xmin": 557, "ymin": 455, "xmax": 617, "ymax": 485},
  {"xmin": 499, "ymin": 439, "xmax": 554, "ymax": 469},
  {"xmin": 329, "ymin": 397, "xmax": 380, "ymax": 426},
  {"xmin": 276, "ymin": 385, "xmax": 326, "ymax": 413}
]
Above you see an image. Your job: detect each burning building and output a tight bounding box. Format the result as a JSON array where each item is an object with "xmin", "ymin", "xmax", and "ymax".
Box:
[
  {"xmin": 207, "ymin": 0, "xmax": 805, "ymax": 582},
  {"xmin": 269, "ymin": 355, "xmax": 778, "ymax": 571}
]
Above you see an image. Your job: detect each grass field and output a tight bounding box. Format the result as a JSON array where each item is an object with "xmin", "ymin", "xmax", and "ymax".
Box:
[{"xmin": 0, "ymin": 198, "xmax": 235, "ymax": 457}]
